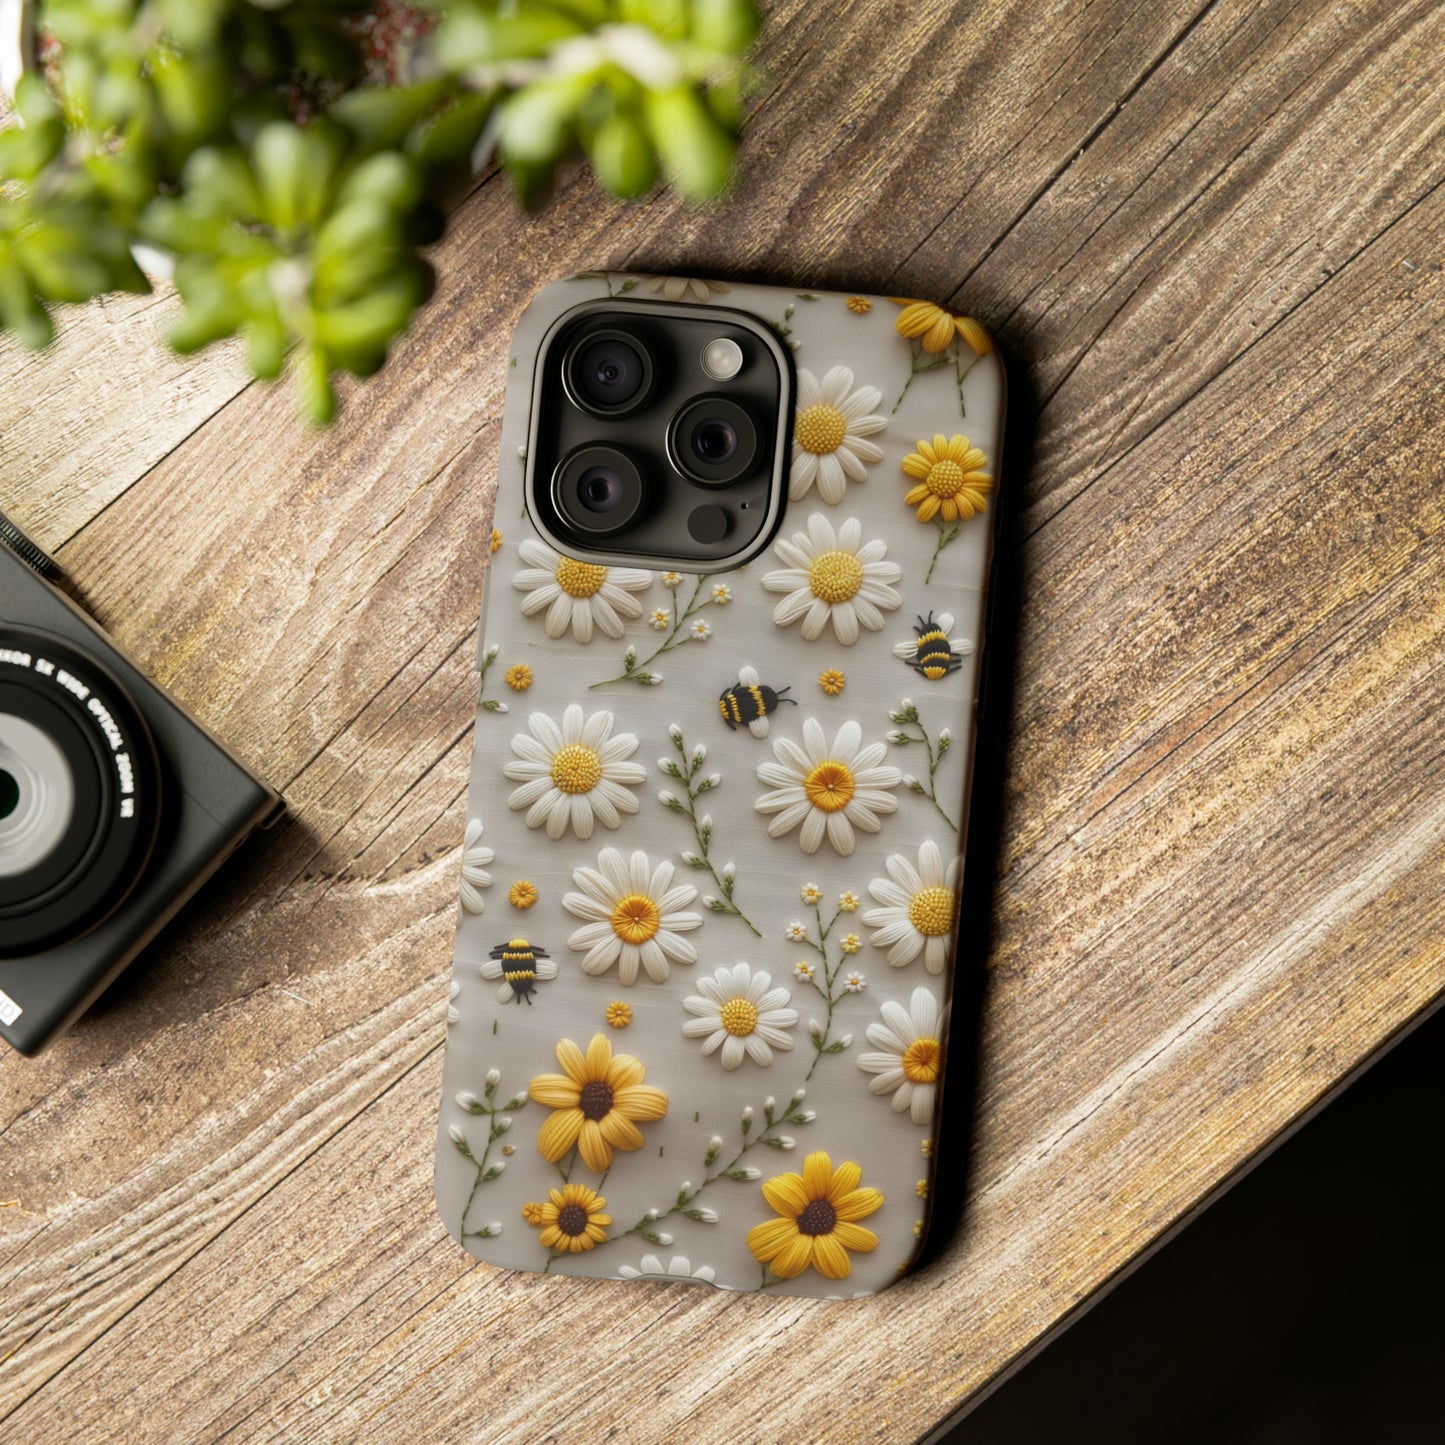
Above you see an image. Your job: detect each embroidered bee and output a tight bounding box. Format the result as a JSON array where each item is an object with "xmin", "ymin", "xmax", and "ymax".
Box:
[
  {"xmin": 718, "ymin": 665, "xmax": 797, "ymax": 737},
  {"xmin": 482, "ymin": 937, "xmax": 556, "ymax": 1005},
  {"xmin": 893, "ymin": 612, "xmax": 973, "ymax": 680}
]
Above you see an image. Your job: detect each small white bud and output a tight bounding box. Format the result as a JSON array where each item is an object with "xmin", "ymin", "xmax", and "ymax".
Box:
[
  {"xmin": 669, "ymin": 724, "xmax": 683, "ymax": 743},
  {"xmin": 740, "ymin": 1167, "xmax": 761, "ymax": 1180},
  {"xmin": 681, "ymin": 851, "xmax": 703, "ymax": 866},
  {"xmin": 681, "ymin": 1180, "xmax": 695, "ymax": 1196},
  {"xmin": 741, "ymin": 1106, "xmax": 754, "ymax": 1124},
  {"xmin": 485, "ymin": 1068, "xmax": 501, "ymax": 1087},
  {"xmin": 706, "ymin": 773, "xmax": 721, "ymax": 788},
  {"xmin": 692, "ymin": 744, "xmax": 707, "ymax": 763},
  {"xmin": 497, "ymin": 1116, "xmax": 512, "ymax": 1133},
  {"xmin": 795, "ymin": 1110, "xmax": 816, "ymax": 1123},
  {"xmin": 939, "ymin": 727, "xmax": 952, "ymax": 744},
  {"xmin": 777, "ymin": 1136, "xmax": 796, "ymax": 1150},
  {"xmin": 709, "ymin": 1135, "xmax": 725, "ymax": 1154},
  {"xmin": 722, "ymin": 862, "xmax": 736, "ymax": 881},
  {"xmin": 455, "ymin": 1091, "xmax": 480, "ymax": 1111},
  {"xmin": 484, "ymin": 643, "xmax": 499, "ymax": 662},
  {"xmin": 646, "ymin": 673, "xmax": 664, "ymax": 685},
  {"xmin": 658, "ymin": 790, "xmax": 678, "ymax": 806},
  {"xmin": 702, "ymin": 895, "xmax": 717, "ymax": 907},
  {"xmin": 448, "ymin": 1124, "xmax": 465, "ymax": 1144},
  {"xmin": 625, "ymin": 645, "xmax": 637, "ymax": 664},
  {"xmin": 764, "ymin": 1096, "xmax": 776, "ymax": 1113},
  {"xmin": 655, "ymin": 1232, "xmax": 674, "ymax": 1246},
  {"xmin": 700, "ymin": 813, "xmax": 713, "ymax": 832},
  {"xmin": 694, "ymin": 1207, "xmax": 719, "ymax": 1223}
]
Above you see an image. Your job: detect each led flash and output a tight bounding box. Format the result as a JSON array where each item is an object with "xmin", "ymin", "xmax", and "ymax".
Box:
[{"xmin": 701, "ymin": 337, "xmax": 743, "ymax": 381}]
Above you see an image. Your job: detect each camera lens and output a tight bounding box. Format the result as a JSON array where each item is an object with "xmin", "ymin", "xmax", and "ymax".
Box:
[
  {"xmin": 553, "ymin": 446, "xmax": 647, "ymax": 537},
  {"xmin": 565, "ymin": 330, "xmax": 652, "ymax": 415},
  {"xmin": 0, "ymin": 626, "xmax": 161, "ymax": 958},
  {"xmin": 669, "ymin": 397, "xmax": 761, "ymax": 487},
  {"xmin": 692, "ymin": 419, "xmax": 738, "ymax": 465},
  {"xmin": 578, "ymin": 466, "xmax": 626, "ymax": 514}
]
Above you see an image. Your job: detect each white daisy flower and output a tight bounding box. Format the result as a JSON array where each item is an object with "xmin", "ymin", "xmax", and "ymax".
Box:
[
  {"xmin": 862, "ymin": 840, "xmax": 961, "ymax": 974},
  {"xmin": 790, "ymin": 366, "xmax": 887, "ymax": 504},
  {"xmin": 682, "ymin": 963, "xmax": 799, "ymax": 1069},
  {"xmin": 800, "ymin": 883, "xmax": 822, "ymax": 903},
  {"xmin": 785, "ymin": 922, "xmax": 808, "ymax": 942},
  {"xmin": 503, "ymin": 705, "xmax": 646, "ymax": 840},
  {"xmin": 562, "ymin": 847, "xmax": 703, "ymax": 984},
  {"xmin": 856, "ymin": 987, "xmax": 947, "ymax": 1125},
  {"xmin": 844, "ymin": 972, "xmax": 866, "ymax": 993},
  {"xmin": 617, "ymin": 1254, "xmax": 717, "ymax": 1282},
  {"xmin": 479, "ymin": 938, "xmax": 558, "ymax": 1004},
  {"xmin": 762, "ymin": 513, "xmax": 902, "ymax": 645},
  {"xmin": 458, "ymin": 818, "xmax": 494, "ymax": 914},
  {"xmin": 754, "ymin": 718, "xmax": 903, "ymax": 856},
  {"xmin": 794, "ymin": 961, "xmax": 815, "ymax": 981},
  {"xmin": 690, "ymin": 619, "xmax": 712, "ymax": 641},
  {"xmin": 710, "ymin": 583, "xmax": 732, "ymax": 604},
  {"xmin": 512, "ymin": 538, "xmax": 652, "ymax": 643},
  {"xmin": 893, "ymin": 611, "xmax": 974, "ymax": 679},
  {"xmin": 650, "ymin": 608, "xmax": 671, "ymax": 629},
  {"xmin": 648, "ymin": 276, "xmax": 729, "ymax": 303},
  {"xmin": 660, "ymin": 570, "xmax": 683, "ymax": 588}
]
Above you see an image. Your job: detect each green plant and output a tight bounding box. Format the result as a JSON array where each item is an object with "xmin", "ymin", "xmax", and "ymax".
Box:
[{"xmin": 0, "ymin": 0, "xmax": 762, "ymax": 421}]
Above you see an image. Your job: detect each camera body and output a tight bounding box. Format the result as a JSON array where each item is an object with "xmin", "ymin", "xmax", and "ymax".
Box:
[{"xmin": 0, "ymin": 514, "xmax": 282, "ymax": 1055}]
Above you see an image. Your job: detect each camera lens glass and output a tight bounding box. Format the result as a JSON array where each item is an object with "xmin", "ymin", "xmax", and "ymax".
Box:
[
  {"xmin": 553, "ymin": 446, "xmax": 647, "ymax": 537},
  {"xmin": 0, "ymin": 716, "xmax": 76, "ymax": 879},
  {"xmin": 669, "ymin": 397, "xmax": 761, "ymax": 487},
  {"xmin": 566, "ymin": 330, "xmax": 652, "ymax": 415}
]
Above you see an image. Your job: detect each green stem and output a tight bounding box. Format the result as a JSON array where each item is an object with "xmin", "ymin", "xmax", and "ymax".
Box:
[
  {"xmin": 591, "ymin": 575, "xmax": 714, "ymax": 688},
  {"xmin": 892, "ymin": 344, "xmax": 953, "ymax": 414},
  {"xmin": 923, "ymin": 522, "xmax": 961, "ymax": 584}
]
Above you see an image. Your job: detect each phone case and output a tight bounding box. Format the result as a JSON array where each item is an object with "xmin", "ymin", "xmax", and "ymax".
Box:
[{"xmin": 434, "ymin": 274, "xmax": 1005, "ymax": 1297}]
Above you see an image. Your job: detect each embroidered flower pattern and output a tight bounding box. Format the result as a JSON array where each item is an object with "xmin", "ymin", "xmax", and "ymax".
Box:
[
  {"xmin": 892, "ymin": 299, "xmax": 992, "ymax": 356},
  {"xmin": 748, "ymin": 1151, "xmax": 883, "ymax": 1280},
  {"xmin": 504, "ymin": 705, "xmax": 646, "ymax": 840},
  {"xmin": 527, "ymin": 1183, "xmax": 611, "ymax": 1253},
  {"xmin": 755, "ymin": 718, "xmax": 902, "ymax": 856},
  {"xmin": 504, "ymin": 663, "xmax": 534, "ymax": 691},
  {"xmin": 529, "ymin": 1034, "xmax": 668, "ymax": 1172},
  {"xmin": 562, "ymin": 847, "xmax": 702, "ymax": 985},
  {"xmin": 618, "ymin": 1254, "xmax": 717, "ymax": 1282},
  {"xmin": 458, "ymin": 819, "xmax": 494, "ymax": 914},
  {"xmin": 790, "ymin": 367, "xmax": 887, "ymax": 505},
  {"xmin": 902, "ymin": 435, "xmax": 993, "ymax": 525},
  {"xmin": 605, "ymin": 1000, "xmax": 632, "ymax": 1029},
  {"xmin": 513, "ymin": 538, "xmax": 652, "ymax": 643},
  {"xmin": 763, "ymin": 513, "xmax": 902, "ymax": 645},
  {"xmin": 862, "ymin": 840, "xmax": 960, "ymax": 973},
  {"xmin": 818, "ymin": 668, "xmax": 846, "ymax": 695},
  {"xmin": 856, "ymin": 988, "xmax": 946, "ymax": 1124},
  {"xmin": 508, "ymin": 880, "xmax": 539, "ymax": 910},
  {"xmin": 682, "ymin": 963, "xmax": 799, "ymax": 1070}
]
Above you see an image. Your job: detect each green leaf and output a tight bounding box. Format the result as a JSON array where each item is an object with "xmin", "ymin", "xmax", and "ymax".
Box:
[
  {"xmin": 643, "ymin": 86, "xmax": 735, "ymax": 203},
  {"xmin": 587, "ymin": 112, "xmax": 657, "ymax": 199}
]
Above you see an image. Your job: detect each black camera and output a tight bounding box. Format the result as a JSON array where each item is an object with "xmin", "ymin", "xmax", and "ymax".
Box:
[{"xmin": 0, "ymin": 511, "xmax": 283, "ymax": 1055}]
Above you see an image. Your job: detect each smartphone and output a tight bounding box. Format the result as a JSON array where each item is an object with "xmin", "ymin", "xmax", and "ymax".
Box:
[{"xmin": 433, "ymin": 274, "xmax": 1004, "ymax": 1297}]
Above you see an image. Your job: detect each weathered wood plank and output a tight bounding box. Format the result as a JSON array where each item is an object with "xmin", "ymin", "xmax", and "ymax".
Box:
[{"xmin": 3, "ymin": 0, "xmax": 1444, "ymax": 1437}]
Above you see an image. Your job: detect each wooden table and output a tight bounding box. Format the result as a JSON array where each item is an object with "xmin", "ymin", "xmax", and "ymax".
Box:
[{"xmin": 4, "ymin": 2, "xmax": 1443, "ymax": 1440}]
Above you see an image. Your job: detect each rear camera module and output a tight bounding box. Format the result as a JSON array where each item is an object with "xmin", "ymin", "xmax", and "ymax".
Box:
[
  {"xmin": 669, "ymin": 397, "xmax": 760, "ymax": 487},
  {"xmin": 553, "ymin": 446, "xmax": 647, "ymax": 536},
  {"xmin": 564, "ymin": 329, "xmax": 653, "ymax": 416}
]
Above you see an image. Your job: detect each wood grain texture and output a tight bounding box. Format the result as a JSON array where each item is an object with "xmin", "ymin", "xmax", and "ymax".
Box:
[{"xmin": 3, "ymin": 0, "xmax": 1443, "ymax": 1440}]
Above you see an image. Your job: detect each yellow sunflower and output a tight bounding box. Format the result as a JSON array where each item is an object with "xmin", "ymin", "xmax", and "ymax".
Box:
[
  {"xmin": 504, "ymin": 663, "xmax": 533, "ymax": 692},
  {"xmin": 891, "ymin": 299, "xmax": 993, "ymax": 356},
  {"xmin": 747, "ymin": 1150, "xmax": 883, "ymax": 1280},
  {"xmin": 605, "ymin": 1000, "xmax": 632, "ymax": 1029},
  {"xmin": 508, "ymin": 879, "xmax": 538, "ymax": 910},
  {"xmin": 527, "ymin": 1183, "xmax": 611, "ymax": 1253},
  {"xmin": 818, "ymin": 668, "xmax": 846, "ymax": 696},
  {"xmin": 529, "ymin": 1033, "xmax": 668, "ymax": 1172},
  {"xmin": 901, "ymin": 435, "xmax": 993, "ymax": 524}
]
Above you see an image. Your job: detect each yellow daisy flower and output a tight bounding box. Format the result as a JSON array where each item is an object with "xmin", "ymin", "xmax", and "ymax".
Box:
[
  {"xmin": 530, "ymin": 1183, "xmax": 612, "ymax": 1253},
  {"xmin": 846, "ymin": 296, "xmax": 873, "ymax": 314},
  {"xmin": 508, "ymin": 880, "xmax": 539, "ymax": 910},
  {"xmin": 490, "ymin": 528, "xmax": 503, "ymax": 553},
  {"xmin": 902, "ymin": 435, "xmax": 993, "ymax": 525},
  {"xmin": 605, "ymin": 1000, "xmax": 632, "ymax": 1029},
  {"xmin": 529, "ymin": 1033, "xmax": 668, "ymax": 1173},
  {"xmin": 838, "ymin": 891, "xmax": 860, "ymax": 912},
  {"xmin": 747, "ymin": 1150, "xmax": 883, "ymax": 1281},
  {"xmin": 891, "ymin": 299, "xmax": 993, "ymax": 356},
  {"xmin": 841, "ymin": 933, "xmax": 861, "ymax": 954},
  {"xmin": 504, "ymin": 663, "xmax": 533, "ymax": 692},
  {"xmin": 818, "ymin": 669, "xmax": 846, "ymax": 696}
]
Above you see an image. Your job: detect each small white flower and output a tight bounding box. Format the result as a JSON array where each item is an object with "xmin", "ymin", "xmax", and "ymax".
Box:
[
  {"xmin": 562, "ymin": 847, "xmax": 703, "ymax": 985},
  {"xmin": 790, "ymin": 365, "xmax": 887, "ymax": 504},
  {"xmin": 690, "ymin": 619, "xmax": 712, "ymax": 641},
  {"xmin": 683, "ymin": 963, "xmax": 799, "ymax": 1069},
  {"xmin": 661, "ymin": 571, "xmax": 683, "ymax": 588},
  {"xmin": 801, "ymin": 882, "xmax": 823, "ymax": 903},
  {"xmin": 458, "ymin": 819, "xmax": 495, "ymax": 914},
  {"xmin": 763, "ymin": 512, "xmax": 902, "ymax": 645},
  {"xmin": 710, "ymin": 583, "xmax": 732, "ymax": 604},
  {"xmin": 617, "ymin": 1253, "xmax": 718, "ymax": 1282},
  {"xmin": 503, "ymin": 704, "xmax": 646, "ymax": 841},
  {"xmin": 785, "ymin": 922, "xmax": 808, "ymax": 942},
  {"xmin": 755, "ymin": 718, "xmax": 903, "ymax": 856},
  {"xmin": 857, "ymin": 987, "xmax": 947, "ymax": 1125},
  {"xmin": 512, "ymin": 538, "xmax": 652, "ymax": 643},
  {"xmin": 650, "ymin": 608, "xmax": 671, "ymax": 630},
  {"xmin": 862, "ymin": 839, "xmax": 962, "ymax": 973},
  {"xmin": 844, "ymin": 972, "xmax": 866, "ymax": 993},
  {"xmin": 647, "ymin": 276, "xmax": 729, "ymax": 303},
  {"xmin": 794, "ymin": 961, "xmax": 815, "ymax": 981}
]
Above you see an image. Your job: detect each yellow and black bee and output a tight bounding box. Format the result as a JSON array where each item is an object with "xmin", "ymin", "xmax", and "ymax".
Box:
[
  {"xmin": 893, "ymin": 611, "xmax": 974, "ymax": 680},
  {"xmin": 718, "ymin": 665, "xmax": 797, "ymax": 738},
  {"xmin": 484, "ymin": 937, "xmax": 556, "ymax": 1005}
]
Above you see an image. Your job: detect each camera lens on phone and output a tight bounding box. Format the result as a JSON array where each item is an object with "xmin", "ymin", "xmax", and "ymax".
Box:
[
  {"xmin": 553, "ymin": 446, "xmax": 647, "ymax": 536},
  {"xmin": 669, "ymin": 397, "xmax": 760, "ymax": 487},
  {"xmin": 565, "ymin": 330, "xmax": 652, "ymax": 415}
]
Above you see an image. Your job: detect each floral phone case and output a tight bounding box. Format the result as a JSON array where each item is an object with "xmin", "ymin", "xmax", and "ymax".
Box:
[{"xmin": 434, "ymin": 274, "xmax": 1005, "ymax": 1297}]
